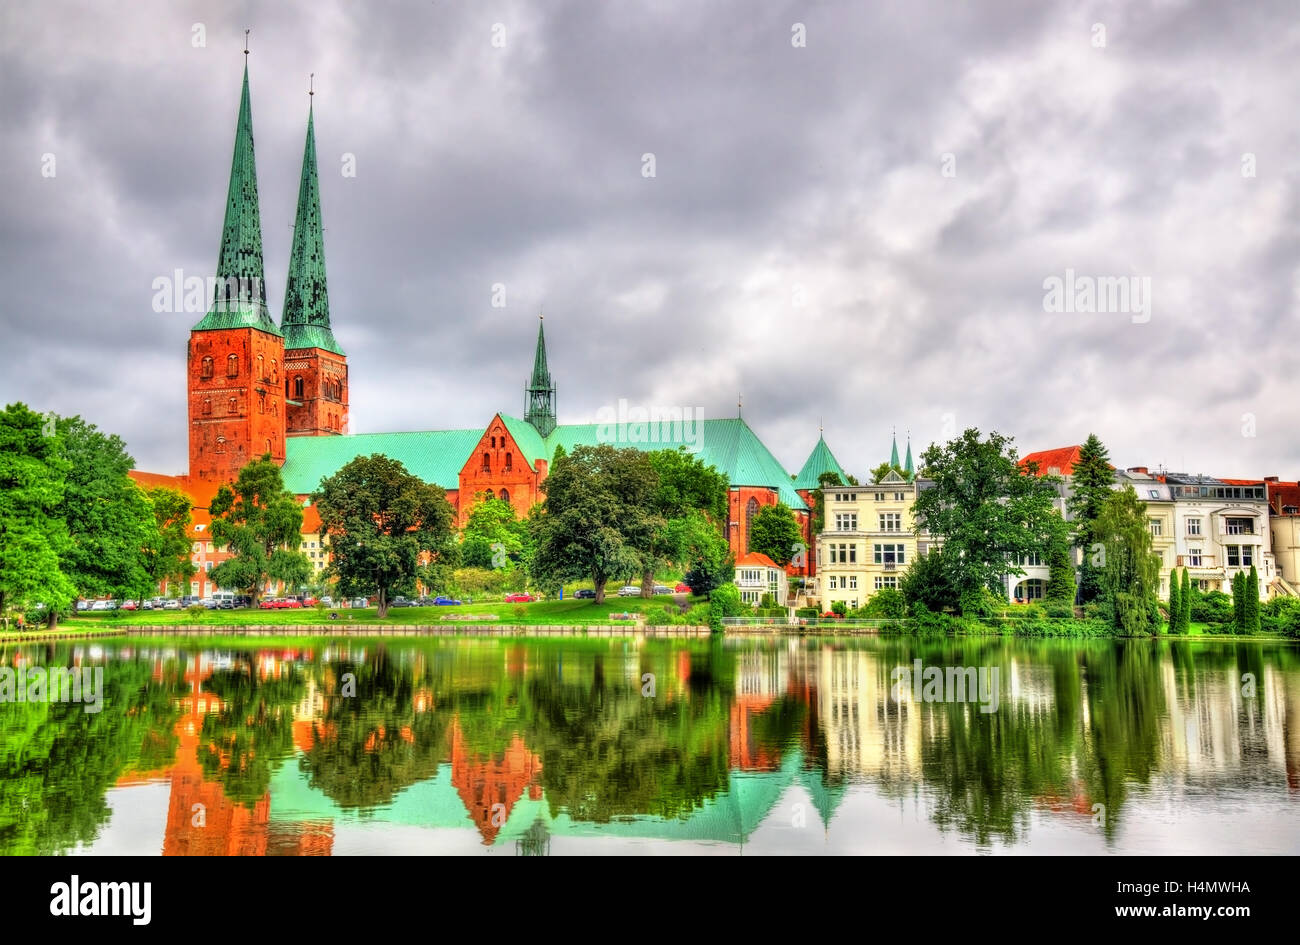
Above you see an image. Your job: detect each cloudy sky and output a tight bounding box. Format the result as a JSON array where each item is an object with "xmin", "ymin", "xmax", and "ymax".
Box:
[{"xmin": 2, "ymin": 0, "xmax": 1297, "ymax": 481}]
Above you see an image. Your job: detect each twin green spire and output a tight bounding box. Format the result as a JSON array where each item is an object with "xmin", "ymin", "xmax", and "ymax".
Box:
[
  {"xmin": 282, "ymin": 102, "xmax": 343, "ymax": 354},
  {"xmin": 194, "ymin": 57, "xmax": 340, "ymax": 354},
  {"xmin": 525, "ymin": 316, "xmax": 556, "ymax": 436}
]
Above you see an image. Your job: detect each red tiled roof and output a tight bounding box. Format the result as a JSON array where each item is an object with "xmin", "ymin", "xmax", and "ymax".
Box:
[
  {"xmin": 1219, "ymin": 478, "xmax": 1264, "ymax": 486},
  {"xmin": 1268, "ymin": 481, "xmax": 1300, "ymax": 515},
  {"xmin": 1019, "ymin": 446, "xmax": 1084, "ymax": 476},
  {"xmin": 128, "ymin": 470, "xmax": 186, "ymax": 490},
  {"xmin": 736, "ymin": 551, "xmax": 780, "ymax": 569}
]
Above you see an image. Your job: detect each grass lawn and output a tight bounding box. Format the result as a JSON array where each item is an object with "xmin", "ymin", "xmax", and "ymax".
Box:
[{"xmin": 52, "ymin": 596, "xmax": 700, "ymax": 629}]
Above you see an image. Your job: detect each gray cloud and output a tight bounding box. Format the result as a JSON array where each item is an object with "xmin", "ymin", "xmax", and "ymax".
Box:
[{"xmin": 1, "ymin": 0, "xmax": 1297, "ymax": 483}]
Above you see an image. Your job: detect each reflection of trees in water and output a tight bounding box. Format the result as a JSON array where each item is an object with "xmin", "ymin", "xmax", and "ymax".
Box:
[
  {"xmin": 519, "ymin": 644, "xmax": 734, "ymax": 823},
  {"xmin": 199, "ymin": 661, "xmax": 305, "ymax": 807},
  {"xmin": 0, "ymin": 651, "xmax": 184, "ymax": 855},
  {"xmin": 298, "ymin": 648, "xmax": 449, "ymax": 810}
]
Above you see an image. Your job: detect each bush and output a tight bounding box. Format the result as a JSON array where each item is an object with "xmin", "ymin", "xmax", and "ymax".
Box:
[
  {"xmin": 186, "ymin": 604, "xmax": 206, "ymax": 618},
  {"xmin": 795, "ymin": 606, "xmax": 819, "ymax": 618},
  {"xmin": 1042, "ymin": 600, "xmax": 1075, "ymax": 619},
  {"xmin": 759, "ymin": 592, "xmax": 778, "ymax": 609},
  {"xmin": 512, "ymin": 605, "xmax": 527, "ymax": 621},
  {"xmin": 685, "ymin": 604, "xmax": 710, "ymax": 626},
  {"xmin": 830, "ymin": 601, "xmax": 848, "ymax": 617},
  {"xmin": 1263, "ymin": 597, "xmax": 1300, "ymax": 638},
  {"xmin": 709, "ymin": 583, "xmax": 745, "ymax": 617},
  {"xmin": 1191, "ymin": 590, "xmax": 1232, "ymax": 624},
  {"xmin": 958, "ymin": 588, "xmax": 1001, "ymax": 618},
  {"xmin": 859, "ymin": 587, "xmax": 907, "ymax": 619}
]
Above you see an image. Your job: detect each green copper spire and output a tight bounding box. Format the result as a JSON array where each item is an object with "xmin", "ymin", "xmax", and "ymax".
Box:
[
  {"xmin": 904, "ymin": 436, "xmax": 914, "ymax": 480},
  {"xmin": 794, "ymin": 432, "xmax": 849, "ymax": 491},
  {"xmin": 193, "ymin": 59, "xmax": 279, "ymax": 335},
  {"xmin": 889, "ymin": 431, "xmax": 900, "ymax": 470},
  {"xmin": 282, "ymin": 99, "xmax": 343, "ymax": 354},
  {"xmin": 525, "ymin": 315, "xmax": 556, "ymax": 437}
]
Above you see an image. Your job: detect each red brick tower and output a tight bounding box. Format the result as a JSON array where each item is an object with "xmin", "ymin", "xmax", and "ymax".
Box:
[
  {"xmin": 282, "ymin": 93, "xmax": 348, "ymax": 437},
  {"xmin": 188, "ymin": 52, "xmax": 285, "ymax": 485}
]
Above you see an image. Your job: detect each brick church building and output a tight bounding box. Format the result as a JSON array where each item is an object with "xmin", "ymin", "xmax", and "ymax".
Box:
[{"xmin": 131, "ymin": 56, "xmax": 850, "ymax": 595}]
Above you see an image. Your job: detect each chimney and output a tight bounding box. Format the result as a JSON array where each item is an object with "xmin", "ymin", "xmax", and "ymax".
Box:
[{"xmin": 1264, "ymin": 476, "xmax": 1279, "ymax": 482}]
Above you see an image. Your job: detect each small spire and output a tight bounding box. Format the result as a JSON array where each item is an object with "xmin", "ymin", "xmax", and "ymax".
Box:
[
  {"xmin": 244, "ymin": 28, "xmax": 250, "ymax": 56},
  {"xmin": 738, "ymin": 394, "xmax": 743, "ymax": 419},
  {"xmin": 309, "ymin": 72, "xmax": 314, "ymax": 97}
]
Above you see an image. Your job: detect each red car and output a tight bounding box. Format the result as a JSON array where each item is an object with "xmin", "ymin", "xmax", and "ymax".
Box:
[
  {"xmin": 504, "ymin": 593, "xmax": 536, "ymax": 603},
  {"xmin": 275, "ymin": 598, "xmax": 302, "ymax": 609},
  {"xmin": 259, "ymin": 598, "xmax": 278, "ymax": 609},
  {"xmin": 674, "ymin": 583, "xmax": 690, "ymax": 593}
]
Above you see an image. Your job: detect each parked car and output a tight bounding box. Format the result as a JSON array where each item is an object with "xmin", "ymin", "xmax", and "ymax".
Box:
[
  {"xmin": 320, "ymin": 596, "xmax": 332, "ymax": 606},
  {"xmin": 259, "ymin": 598, "xmax": 279, "ymax": 610},
  {"xmin": 388, "ymin": 596, "xmax": 418, "ymax": 608},
  {"xmin": 653, "ymin": 585, "xmax": 673, "ymax": 595},
  {"xmin": 279, "ymin": 598, "xmax": 303, "ymax": 609},
  {"xmin": 434, "ymin": 596, "xmax": 462, "ymax": 606},
  {"xmin": 235, "ymin": 595, "xmax": 253, "ymax": 608},
  {"xmin": 617, "ymin": 585, "xmax": 641, "ymax": 597},
  {"xmin": 90, "ymin": 600, "xmax": 114, "ymax": 611},
  {"xmin": 218, "ymin": 599, "xmax": 235, "ymax": 610},
  {"xmin": 162, "ymin": 599, "xmax": 181, "ymax": 610},
  {"xmin": 674, "ymin": 582, "xmax": 691, "ymax": 593},
  {"xmin": 120, "ymin": 601, "xmax": 138, "ymax": 611},
  {"xmin": 415, "ymin": 596, "xmax": 437, "ymax": 606},
  {"xmin": 574, "ymin": 589, "xmax": 596, "ymax": 599},
  {"xmin": 350, "ymin": 597, "xmax": 370, "ymax": 608},
  {"xmin": 504, "ymin": 593, "xmax": 536, "ymax": 603}
]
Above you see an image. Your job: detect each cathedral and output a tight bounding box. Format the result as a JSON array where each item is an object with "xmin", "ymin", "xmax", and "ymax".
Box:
[{"xmin": 131, "ymin": 56, "xmax": 852, "ymax": 591}]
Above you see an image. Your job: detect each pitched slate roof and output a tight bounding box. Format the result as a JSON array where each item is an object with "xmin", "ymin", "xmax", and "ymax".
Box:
[
  {"xmin": 793, "ymin": 435, "xmax": 848, "ymax": 490},
  {"xmin": 279, "ymin": 415, "xmax": 807, "ymax": 509}
]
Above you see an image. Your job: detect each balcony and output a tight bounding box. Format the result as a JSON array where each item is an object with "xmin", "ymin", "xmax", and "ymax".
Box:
[{"xmin": 1176, "ymin": 555, "xmax": 1219, "ymax": 570}]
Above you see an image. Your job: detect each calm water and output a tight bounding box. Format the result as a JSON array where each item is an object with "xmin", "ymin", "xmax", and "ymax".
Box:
[{"xmin": 2, "ymin": 634, "xmax": 1298, "ymax": 855}]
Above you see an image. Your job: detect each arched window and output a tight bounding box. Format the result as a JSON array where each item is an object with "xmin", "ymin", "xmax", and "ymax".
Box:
[
  {"xmin": 227, "ymin": 354, "xmax": 238, "ymax": 377},
  {"xmin": 293, "ymin": 377, "xmax": 304, "ymax": 399},
  {"xmin": 505, "ymin": 452, "xmax": 513, "ymax": 471},
  {"xmin": 745, "ymin": 497, "xmax": 759, "ymax": 551},
  {"xmin": 270, "ymin": 359, "xmax": 277, "ymax": 383},
  {"xmin": 271, "ymin": 400, "xmax": 277, "ymax": 417},
  {"xmin": 481, "ymin": 452, "xmax": 491, "ymax": 472},
  {"xmin": 256, "ymin": 354, "xmax": 265, "ymax": 380},
  {"xmin": 202, "ymin": 397, "xmax": 211, "ymax": 416},
  {"xmin": 499, "ymin": 489, "xmax": 510, "ymax": 502},
  {"xmin": 265, "ymin": 438, "xmax": 272, "ymax": 454},
  {"xmin": 200, "ymin": 356, "xmax": 214, "ymax": 379},
  {"xmin": 258, "ymin": 393, "xmax": 265, "ymax": 414},
  {"xmin": 228, "ymin": 396, "xmax": 237, "ymax": 415},
  {"xmin": 215, "ymin": 436, "xmax": 226, "ymax": 454},
  {"xmin": 490, "ymin": 436, "xmax": 496, "ymax": 448}
]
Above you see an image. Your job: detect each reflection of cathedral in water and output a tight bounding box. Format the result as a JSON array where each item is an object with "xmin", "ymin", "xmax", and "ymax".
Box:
[{"xmin": 90, "ymin": 640, "xmax": 1300, "ymax": 854}]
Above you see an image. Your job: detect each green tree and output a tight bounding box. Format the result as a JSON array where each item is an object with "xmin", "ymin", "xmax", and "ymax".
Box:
[
  {"xmin": 1168, "ymin": 568, "xmax": 1182, "ymax": 634},
  {"xmin": 1232, "ymin": 571, "xmax": 1246, "ymax": 633},
  {"xmin": 748, "ymin": 503, "xmax": 801, "ymax": 566},
  {"xmin": 1065, "ymin": 434, "xmax": 1113, "ymax": 604},
  {"xmin": 53, "ymin": 416, "xmax": 156, "ymax": 604},
  {"xmin": 208, "ymin": 455, "xmax": 311, "ymax": 606},
  {"xmin": 636, "ymin": 448, "xmax": 731, "ymax": 597},
  {"xmin": 1244, "ymin": 565, "xmax": 1260, "ymax": 634},
  {"xmin": 0, "ymin": 403, "xmax": 76, "ymax": 626},
  {"xmin": 899, "ymin": 548, "xmax": 960, "ymax": 614},
  {"xmin": 912, "ymin": 429, "xmax": 1062, "ymax": 610},
  {"xmin": 313, "ymin": 453, "xmax": 456, "ymax": 617},
  {"xmin": 673, "ymin": 511, "xmax": 734, "ymax": 598},
  {"xmin": 140, "ymin": 486, "xmax": 195, "ymax": 598},
  {"xmin": 1093, "ymin": 485, "xmax": 1161, "ymax": 635},
  {"xmin": 1044, "ymin": 516, "xmax": 1077, "ymax": 604},
  {"xmin": 531, "ymin": 445, "xmax": 660, "ymax": 603},
  {"xmin": 1181, "ymin": 569, "xmax": 1192, "ymax": 632},
  {"xmin": 460, "ymin": 492, "xmax": 528, "ymax": 570}
]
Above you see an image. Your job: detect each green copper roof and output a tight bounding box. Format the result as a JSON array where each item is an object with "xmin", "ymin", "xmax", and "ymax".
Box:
[
  {"xmin": 793, "ymin": 435, "xmax": 848, "ymax": 490},
  {"xmin": 524, "ymin": 318, "xmax": 556, "ymax": 436},
  {"xmin": 904, "ymin": 439, "xmax": 914, "ymax": 479},
  {"xmin": 193, "ymin": 61, "xmax": 279, "ymax": 336},
  {"xmin": 282, "ymin": 105, "xmax": 343, "ymax": 355},
  {"xmin": 281, "ymin": 428, "xmax": 484, "ymax": 495},
  {"xmin": 280, "ymin": 415, "xmax": 807, "ymax": 509},
  {"xmin": 889, "ymin": 434, "xmax": 900, "ymax": 471}
]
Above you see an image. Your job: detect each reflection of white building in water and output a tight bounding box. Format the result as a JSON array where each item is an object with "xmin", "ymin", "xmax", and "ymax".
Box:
[
  {"xmin": 1159, "ymin": 662, "xmax": 1292, "ymax": 785},
  {"xmin": 815, "ymin": 648, "xmax": 923, "ymax": 782}
]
